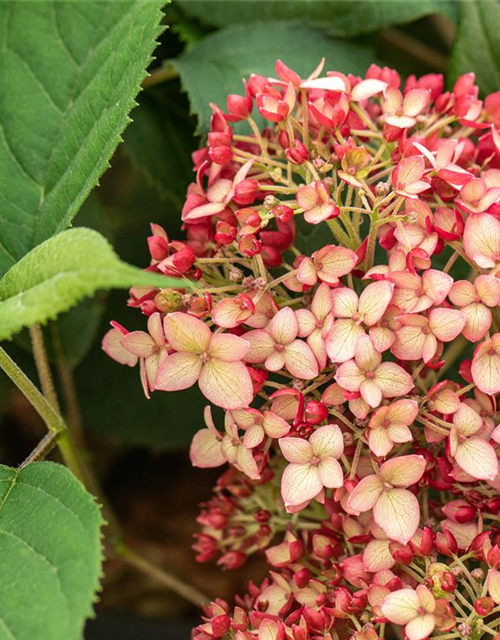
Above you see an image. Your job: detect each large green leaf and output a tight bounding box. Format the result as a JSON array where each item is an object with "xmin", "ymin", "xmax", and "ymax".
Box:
[
  {"xmin": 0, "ymin": 228, "xmax": 192, "ymax": 342},
  {"xmin": 449, "ymin": 0, "xmax": 500, "ymax": 95},
  {"xmin": 0, "ymin": 0, "xmax": 165, "ymax": 277},
  {"xmin": 176, "ymin": 0, "xmax": 456, "ymax": 36},
  {"xmin": 173, "ymin": 23, "xmax": 375, "ymax": 133},
  {"xmin": 0, "ymin": 462, "xmax": 103, "ymax": 640}
]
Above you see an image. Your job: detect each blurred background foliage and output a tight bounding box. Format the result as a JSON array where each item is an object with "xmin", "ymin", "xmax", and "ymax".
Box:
[{"xmin": 0, "ymin": 1, "xmax": 498, "ymax": 633}]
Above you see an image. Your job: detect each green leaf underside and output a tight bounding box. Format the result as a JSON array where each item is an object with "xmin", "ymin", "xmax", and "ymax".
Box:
[
  {"xmin": 0, "ymin": 228, "xmax": 191, "ymax": 342},
  {"xmin": 173, "ymin": 22, "xmax": 375, "ymax": 133},
  {"xmin": 0, "ymin": 0, "xmax": 165, "ymax": 277},
  {"xmin": 176, "ymin": 0, "xmax": 456, "ymax": 36},
  {"xmin": 449, "ymin": 0, "xmax": 500, "ymax": 95},
  {"xmin": 0, "ymin": 462, "xmax": 103, "ymax": 640}
]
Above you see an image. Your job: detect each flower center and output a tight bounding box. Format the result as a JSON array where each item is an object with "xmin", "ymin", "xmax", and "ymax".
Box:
[
  {"xmin": 275, "ymin": 344, "xmax": 284, "ymax": 352},
  {"xmin": 310, "ymin": 455, "xmax": 321, "ymax": 467},
  {"xmin": 365, "ymin": 371, "xmax": 375, "ymax": 379},
  {"xmin": 200, "ymin": 352, "xmax": 210, "ymax": 364}
]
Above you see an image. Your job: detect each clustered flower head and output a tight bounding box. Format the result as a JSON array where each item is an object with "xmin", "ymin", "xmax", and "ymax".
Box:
[{"xmin": 104, "ymin": 59, "xmax": 500, "ymax": 640}]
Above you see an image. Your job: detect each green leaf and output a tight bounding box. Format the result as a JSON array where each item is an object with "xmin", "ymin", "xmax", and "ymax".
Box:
[
  {"xmin": 0, "ymin": 461, "xmax": 103, "ymax": 640},
  {"xmin": 176, "ymin": 0, "xmax": 456, "ymax": 37},
  {"xmin": 0, "ymin": 228, "xmax": 192, "ymax": 342},
  {"xmin": 122, "ymin": 88, "xmax": 196, "ymax": 207},
  {"xmin": 0, "ymin": 0, "xmax": 166, "ymax": 277},
  {"xmin": 449, "ymin": 0, "xmax": 500, "ymax": 95},
  {"xmin": 173, "ymin": 23, "xmax": 375, "ymax": 133}
]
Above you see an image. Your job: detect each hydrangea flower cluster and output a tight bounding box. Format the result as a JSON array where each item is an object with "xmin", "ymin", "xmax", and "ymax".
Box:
[{"xmin": 104, "ymin": 60, "xmax": 500, "ymax": 640}]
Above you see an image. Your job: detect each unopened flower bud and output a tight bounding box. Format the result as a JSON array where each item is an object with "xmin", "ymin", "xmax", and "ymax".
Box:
[
  {"xmin": 471, "ymin": 568, "xmax": 484, "ymax": 581},
  {"xmin": 375, "ymin": 181, "xmax": 390, "ymax": 197},
  {"xmin": 154, "ymin": 289, "xmax": 183, "ymax": 313},
  {"xmin": 229, "ymin": 267, "xmax": 243, "ymax": 282},
  {"xmin": 264, "ymin": 194, "xmax": 279, "ymax": 208}
]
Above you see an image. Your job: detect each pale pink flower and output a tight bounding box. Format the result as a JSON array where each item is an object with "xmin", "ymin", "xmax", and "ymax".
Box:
[
  {"xmin": 463, "ymin": 212, "xmax": 500, "ymax": 270},
  {"xmin": 182, "ymin": 159, "xmax": 254, "ymax": 221},
  {"xmin": 230, "ymin": 407, "xmax": 290, "ymax": 448},
  {"xmin": 368, "ymin": 304, "xmax": 401, "ymax": 353},
  {"xmin": 449, "ymin": 403, "xmax": 498, "ymax": 481},
  {"xmin": 381, "ymin": 586, "xmax": 436, "ymax": 640},
  {"xmin": 279, "ymin": 425, "xmax": 344, "ymax": 511},
  {"xmin": 457, "ymin": 178, "xmax": 500, "ymax": 215},
  {"xmin": 189, "ymin": 406, "xmax": 260, "ymax": 479},
  {"xmin": 156, "ymin": 312, "xmax": 253, "ymax": 410},
  {"xmin": 335, "ymin": 335, "xmax": 413, "ymax": 408},
  {"xmin": 297, "ymin": 180, "xmax": 339, "ymax": 224},
  {"xmin": 245, "ymin": 291, "xmax": 278, "ymax": 328},
  {"xmin": 388, "ymin": 269, "xmax": 453, "ymax": 313},
  {"xmin": 367, "ymin": 399, "xmax": 418, "ymax": 457},
  {"xmin": 449, "ymin": 275, "xmax": 500, "ymax": 342},
  {"xmin": 119, "ymin": 312, "xmax": 169, "ymax": 398},
  {"xmin": 392, "ymin": 156, "xmax": 431, "ymax": 199},
  {"xmin": 326, "ymin": 280, "xmax": 394, "ymax": 362},
  {"xmin": 393, "ymin": 200, "xmax": 438, "ymax": 257},
  {"xmin": 383, "ymin": 87, "xmax": 429, "ymax": 128},
  {"xmin": 212, "ymin": 293, "xmax": 255, "ymax": 328},
  {"xmin": 471, "ymin": 333, "xmax": 500, "ymax": 396},
  {"xmin": 102, "ymin": 327, "xmax": 139, "ymax": 368},
  {"xmin": 347, "ymin": 455, "xmax": 426, "ymax": 543},
  {"xmin": 392, "ymin": 308, "xmax": 466, "ymax": 362},
  {"xmin": 257, "ymin": 83, "xmax": 296, "ymax": 122},
  {"xmin": 244, "ymin": 307, "xmax": 319, "ymax": 379},
  {"xmin": 292, "ymin": 244, "xmax": 357, "ymax": 288},
  {"xmin": 413, "ymin": 139, "xmax": 472, "ymax": 188},
  {"xmin": 296, "ymin": 283, "xmax": 335, "ymax": 369}
]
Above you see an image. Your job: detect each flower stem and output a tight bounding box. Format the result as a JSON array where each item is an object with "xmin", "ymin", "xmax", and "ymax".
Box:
[{"xmin": 118, "ymin": 546, "xmax": 210, "ymax": 607}]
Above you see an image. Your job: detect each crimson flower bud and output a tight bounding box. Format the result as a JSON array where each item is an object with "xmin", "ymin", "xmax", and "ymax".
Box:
[
  {"xmin": 475, "ymin": 597, "xmax": 494, "ymax": 616},
  {"xmin": 215, "ymin": 221, "xmax": 237, "ymax": 245},
  {"xmin": 226, "ymin": 94, "xmax": 251, "ymax": 121},
  {"xmin": 238, "ymin": 234, "xmax": 262, "ymax": 257},
  {"xmin": 294, "ymin": 567, "xmax": 311, "ymax": 589},
  {"xmin": 390, "ymin": 542, "xmax": 413, "ymax": 565},
  {"xmin": 211, "ymin": 614, "xmax": 231, "ymax": 638},
  {"xmin": 234, "ymin": 179, "xmax": 259, "ymax": 206},
  {"xmin": 209, "ymin": 144, "xmax": 233, "ymax": 165},
  {"xmin": 272, "ymin": 204, "xmax": 294, "ymax": 223},
  {"xmin": 469, "ymin": 532, "xmax": 491, "ymax": 560},
  {"xmin": 441, "ymin": 572, "xmax": 457, "ymax": 592},
  {"xmin": 217, "ymin": 551, "xmax": 246, "ymax": 570},
  {"xmin": 435, "ymin": 530, "xmax": 458, "ymax": 557},
  {"xmin": 286, "ymin": 139, "xmax": 309, "ymax": 165},
  {"xmin": 278, "ymin": 129, "xmax": 290, "ymax": 149},
  {"xmin": 305, "ymin": 401, "xmax": 328, "ymax": 425}
]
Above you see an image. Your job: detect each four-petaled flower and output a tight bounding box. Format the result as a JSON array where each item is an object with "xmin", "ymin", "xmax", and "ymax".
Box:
[
  {"xmin": 156, "ymin": 312, "xmax": 253, "ymax": 409},
  {"xmin": 297, "ymin": 180, "xmax": 339, "ymax": 224},
  {"xmin": 367, "ymin": 399, "xmax": 418, "ymax": 457},
  {"xmin": 449, "ymin": 403, "xmax": 498, "ymax": 481},
  {"xmin": 279, "ymin": 425, "xmax": 344, "ymax": 512},
  {"xmin": 244, "ymin": 307, "xmax": 319, "ymax": 379},
  {"xmin": 335, "ymin": 335, "xmax": 414, "ymax": 408},
  {"xmin": 326, "ymin": 280, "xmax": 394, "ymax": 362},
  {"xmin": 381, "ymin": 586, "xmax": 436, "ymax": 640},
  {"xmin": 347, "ymin": 455, "xmax": 426, "ymax": 543}
]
